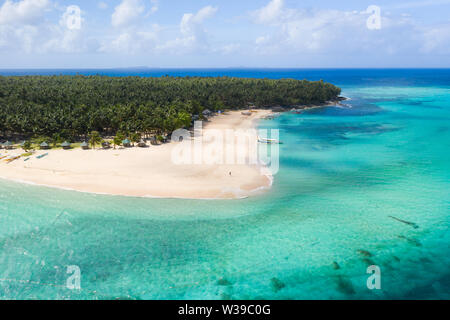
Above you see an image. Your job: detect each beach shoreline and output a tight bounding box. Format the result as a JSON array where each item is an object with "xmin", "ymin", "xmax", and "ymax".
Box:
[{"xmin": 0, "ymin": 110, "xmax": 273, "ymax": 200}]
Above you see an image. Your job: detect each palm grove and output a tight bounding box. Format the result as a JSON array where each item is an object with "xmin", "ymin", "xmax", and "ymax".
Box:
[{"xmin": 0, "ymin": 75, "xmax": 341, "ymax": 145}]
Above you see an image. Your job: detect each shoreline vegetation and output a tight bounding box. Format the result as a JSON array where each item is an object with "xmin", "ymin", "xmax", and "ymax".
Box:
[
  {"xmin": 0, "ymin": 75, "xmax": 341, "ymax": 199},
  {"xmin": 0, "ymin": 75, "xmax": 341, "ymax": 143}
]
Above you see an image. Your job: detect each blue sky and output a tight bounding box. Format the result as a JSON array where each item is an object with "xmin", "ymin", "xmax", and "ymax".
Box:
[{"xmin": 0, "ymin": 0, "xmax": 450, "ymax": 68}]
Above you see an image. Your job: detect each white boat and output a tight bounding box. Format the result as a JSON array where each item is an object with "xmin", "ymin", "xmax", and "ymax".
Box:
[{"xmin": 258, "ymin": 137, "xmax": 282, "ymax": 144}]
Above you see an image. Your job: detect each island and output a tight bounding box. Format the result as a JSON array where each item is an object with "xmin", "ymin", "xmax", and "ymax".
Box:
[{"xmin": 0, "ymin": 75, "xmax": 341, "ymax": 199}]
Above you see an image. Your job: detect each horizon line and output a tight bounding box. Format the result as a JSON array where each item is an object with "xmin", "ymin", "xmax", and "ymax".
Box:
[{"xmin": 1, "ymin": 67, "xmax": 450, "ymax": 70}]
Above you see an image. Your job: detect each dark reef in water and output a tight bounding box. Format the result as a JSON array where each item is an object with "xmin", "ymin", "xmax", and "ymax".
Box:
[
  {"xmin": 389, "ymin": 216, "xmax": 419, "ymax": 229},
  {"xmin": 357, "ymin": 249, "xmax": 373, "ymax": 257},
  {"xmin": 398, "ymin": 235, "xmax": 422, "ymax": 247},
  {"xmin": 270, "ymin": 277, "xmax": 286, "ymax": 292},
  {"xmin": 217, "ymin": 278, "xmax": 232, "ymax": 286},
  {"xmin": 335, "ymin": 276, "xmax": 356, "ymax": 295}
]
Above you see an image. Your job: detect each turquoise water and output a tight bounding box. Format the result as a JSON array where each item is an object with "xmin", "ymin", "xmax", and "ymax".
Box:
[{"xmin": 0, "ymin": 70, "xmax": 449, "ymax": 299}]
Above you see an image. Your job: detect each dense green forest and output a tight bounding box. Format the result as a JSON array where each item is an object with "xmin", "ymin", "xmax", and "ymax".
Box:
[{"xmin": 0, "ymin": 75, "xmax": 341, "ymax": 141}]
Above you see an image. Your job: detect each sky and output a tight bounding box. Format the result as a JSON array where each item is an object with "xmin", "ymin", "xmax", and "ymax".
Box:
[{"xmin": 0, "ymin": 0, "xmax": 450, "ymax": 68}]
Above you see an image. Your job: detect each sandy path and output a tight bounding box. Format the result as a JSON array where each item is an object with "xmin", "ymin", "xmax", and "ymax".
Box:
[{"xmin": 0, "ymin": 110, "xmax": 273, "ymax": 199}]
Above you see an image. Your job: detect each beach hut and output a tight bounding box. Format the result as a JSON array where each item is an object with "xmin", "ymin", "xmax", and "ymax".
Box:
[
  {"xmin": 81, "ymin": 141, "xmax": 89, "ymax": 150},
  {"xmin": 150, "ymin": 136, "xmax": 158, "ymax": 145},
  {"xmin": 40, "ymin": 142, "xmax": 50, "ymax": 150},
  {"xmin": 102, "ymin": 141, "xmax": 111, "ymax": 149},
  {"xmin": 122, "ymin": 139, "xmax": 131, "ymax": 148},
  {"xmin": 3, "ymin": 141, "xmax": 13, "ymax": 150},
  {"xmin": 61, "ymin": 141, "xmax": 71, "ymax": 149},
  {"xmin": 137, "ymin": 140, "xmax": 147, "ymax": 148}
]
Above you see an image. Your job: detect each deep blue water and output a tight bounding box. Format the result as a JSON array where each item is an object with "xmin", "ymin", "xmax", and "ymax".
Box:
[
  {"xmin": 0, "ymin": 69, "xmax": 449, "ymax": 300},
  {"xmin": 1, "ymin": 68, "xmax": 450, "ymax": 87}
]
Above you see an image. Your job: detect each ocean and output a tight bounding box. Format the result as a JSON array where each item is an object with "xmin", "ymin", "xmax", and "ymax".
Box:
[{"xmin": 0, "ymin": 69, "xmax": 449, "ymax": 299}]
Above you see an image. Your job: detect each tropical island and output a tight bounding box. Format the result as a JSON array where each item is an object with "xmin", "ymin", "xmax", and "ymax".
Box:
[{"xmin": 0, "ymin": 76, "xmax": 341, "ymax": 199}]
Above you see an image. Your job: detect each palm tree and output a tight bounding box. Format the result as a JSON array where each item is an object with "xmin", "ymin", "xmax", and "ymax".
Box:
[
  {"xmin": 22, "ymin": 141, "xmax": 32, "ymax": 152},
  {"xmin": 130, "ymin": 132, "xmax": 141, "ymax": 147},
  {"xmin": 113, "ymin": 131, "xmax": 125, "ymax": 149},
  {"xmin": 89, "ymin": 131, "xmax": 102, "ymax": 149}
]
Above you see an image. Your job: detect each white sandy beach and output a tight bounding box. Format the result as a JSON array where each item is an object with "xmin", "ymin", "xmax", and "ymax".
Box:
[{"xmin": 0, "ymin": 110, "xmax": 273, "ymax": 199}]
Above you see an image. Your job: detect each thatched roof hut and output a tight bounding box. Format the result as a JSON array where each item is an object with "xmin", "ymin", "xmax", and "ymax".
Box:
[
  {"xmin": 150, "ymin": 136, "xmax": 158, "ymax": 145},
  {"xmin": 40, "ymin": 142, "xmax": 50, "ymax": 150},
  {"xmin": 61, "ymin": 141, "xmax": 71, "ymax": 149},
  {"xmin": 80, "ymin": 141, "xmax": 89, "ymax": 150},
  {"xmin": 137, "ymin": 140, "xmax": 147, "ymax": 148},
  {"xmin": 3, "ymin": 141, "xmax": 13, "ymax": 149},
  {"xmin": 122, "ymin": 139, "xmax": 131, "ymax": 147}
]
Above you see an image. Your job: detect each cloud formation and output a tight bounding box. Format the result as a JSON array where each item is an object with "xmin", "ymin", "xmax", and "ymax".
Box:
[
  {"xmin": 0, "ymin": 0, "xmax": 49, "ymax": 25},
  {"xmin": 158, "ymin": 5, "xmax": 218, "ymax": 53},
  {"xmin": 252, "ymin": 0, "xmax": 283, "ymax": 24},
  {"xmin": 0, "ymin": 0, "xmax": 449, "ymax": 67},
  {"xmin": 112, "ymin": 0, "xmax": 146, "ymax": 27},
  {"xmin": 251, "ymin": 0, "xmax": 450, "ymax": 57}
]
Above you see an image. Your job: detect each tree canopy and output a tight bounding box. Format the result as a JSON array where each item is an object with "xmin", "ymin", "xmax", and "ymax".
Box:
[{"xmin": 0, "ymin": 75, "xmax": 341, "ymax": 140}]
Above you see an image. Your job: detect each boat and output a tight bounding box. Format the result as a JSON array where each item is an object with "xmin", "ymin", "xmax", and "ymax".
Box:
[
  {"xmin": 258, "ymin": 137, "xmax": 283, "ymax": 144},
  {"xmin": 5, "ymin": 156, "xmax": 20, "ymax": 163},
  {"xmin": 36, "ymin": 153, "xmax": 48, "ymax": 159}
]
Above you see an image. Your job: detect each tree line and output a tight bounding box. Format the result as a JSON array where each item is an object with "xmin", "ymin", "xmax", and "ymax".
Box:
[{"xmin": 0, "ymin": 75, "xmax": 341, "ymax": 141}]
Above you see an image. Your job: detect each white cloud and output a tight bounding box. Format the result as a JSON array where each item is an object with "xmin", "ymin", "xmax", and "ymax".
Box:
[
  {"xmin": 180, "ymin": 5, "xmax": 217, "ymax": 34},
  {"xmin": 101, "ymin": 0, "xmax": 160, "ymax": 53},
  {"xmin": 100, "ymin": 24, "xmax": 160, "ymax": 54},
  {"xmin": 147, "ymin": 0, "xmax": 158, "ymax": 16},
  {"xmin": 98, "ymin": 2, "xmax": 108, "ymax": 10},
  {"xmin": 112, "ymin": 0, "xmax": 145, "ymax": 27},
  {"xmin": 0, "ymin": 3, "xmax": 98, "ymax": 55},
  {"xmin": 159, "ymin": 5, "xmax": 218, "ymax": 53},
  {"xmin": 252, "ymin": 0, "xmax": 284, "ymax": 24},
  {"xmin": 389, "ymin": 0, "xmax": 450, "ymax": 10},
  {"xmin": 0, "ymin": 0, "xmax": 49, "ymax": 25},
  {"xmin": 421, "ymin": 23, "xmax": 450, "ymax": 53},
  {"xmin": 43, "ymin": 6, "xmax": 90, "ymax": 53},
  {"xmin": 250, "ymin": 0, "xmax": 445, "ymax": 57}
]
